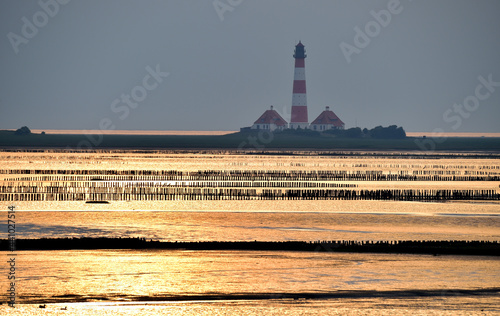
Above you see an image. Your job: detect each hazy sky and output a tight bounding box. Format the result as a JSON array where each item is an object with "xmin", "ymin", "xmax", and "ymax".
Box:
[{"xmin": 1, "ymin": 0, "xmax": 499, "ymax": 132}]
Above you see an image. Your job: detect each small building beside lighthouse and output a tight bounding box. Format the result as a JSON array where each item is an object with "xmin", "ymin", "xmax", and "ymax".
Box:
[
  {"xmin": 310, "ymin": 106, "xmax": 345, "ymax": 131},
  {"xmin": 251, "ymin": 105, "xmax": 288, "ymax": 131}
]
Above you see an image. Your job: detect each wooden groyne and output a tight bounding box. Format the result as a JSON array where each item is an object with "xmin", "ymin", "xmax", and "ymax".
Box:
[
  {"xmin": 0, "ymin": 180, "xmax": 358, "ymax": 190},
  {"xmin": 3, "ymin": 148, "xmax": 500, "ymax": 158},
  {"xmin": 2, "ymin": 238, "xmax": 498, "ymax": 256},
  {"xmin": 2, "ymin": 168, "xmax": 498, "ymax": 202},
  {"xmin": 0, "ymin": 185, "xmax": 498, "ymax": 202},
  {"xmin": 3, "ymin": 169, "xmax": 499, "ymax": 182}
]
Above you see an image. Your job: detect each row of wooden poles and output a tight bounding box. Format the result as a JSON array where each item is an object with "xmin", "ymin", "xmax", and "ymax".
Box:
[
  {"xmin": 1, "ymin": 168, "xmax": 496, "ymax": 175},
  {"xmin": 2, "ymin": 166, "xmax": 498, "ymax": 176},
  {"xmin": 6, "ymin": 173, "xmax": 500, "ymax": 182},
  {"xmin": 0, "ymin": 181, "xmax": 358, "ymax": 192},
  {"xmin": 5, "ymin": 238, "xmax": 498, "ymax": 255},
  {"xmin": 1, "ymin": 189, "xmax": 498, "ymax": 201}
]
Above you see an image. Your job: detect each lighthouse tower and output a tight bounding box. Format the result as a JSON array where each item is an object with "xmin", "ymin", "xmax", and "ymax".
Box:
[{"xmin": 289, "ymin": 41, "xmax": 308, "ymax": 129}]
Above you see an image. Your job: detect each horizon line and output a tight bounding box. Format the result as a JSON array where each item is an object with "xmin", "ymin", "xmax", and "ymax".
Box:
[{"xmin": 2, "ymin": 129, "xmax": 500, "ymax": 137}]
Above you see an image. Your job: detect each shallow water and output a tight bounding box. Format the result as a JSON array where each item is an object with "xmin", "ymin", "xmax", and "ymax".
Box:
[
  {"xmin": 2, "ymin": 210, "xmax": 499, "ymax": 242},
  {"xmin": 1, "ymin": 250, "xmax": 499, "ymax": 314},
  {"xmin": 1, "ymin": 150, "xmax": 499, "ymax": 314}
]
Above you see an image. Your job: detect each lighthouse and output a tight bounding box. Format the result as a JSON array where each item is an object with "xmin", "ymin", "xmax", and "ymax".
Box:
[
  {"xmin": 289, "ymin": 41, "xmax": 309, "ymax": 129},
  {"xmin": 243, "ymin": 41, "xmax": 346, "ymax": 133}
]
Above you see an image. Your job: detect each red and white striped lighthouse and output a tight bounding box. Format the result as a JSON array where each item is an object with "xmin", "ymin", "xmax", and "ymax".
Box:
[{"xmin": 289, "ymin": 41, "xmax": 308, "ymax": 129}]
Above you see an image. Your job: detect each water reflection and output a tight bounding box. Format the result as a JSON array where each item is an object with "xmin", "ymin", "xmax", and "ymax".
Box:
[
  {"xmin": 2, "ymin": 210, "xmax": 499, "ymax": 241},
  {"xmin": 0, "ymin": 150, "xmax": 499, "ymax": 314}
]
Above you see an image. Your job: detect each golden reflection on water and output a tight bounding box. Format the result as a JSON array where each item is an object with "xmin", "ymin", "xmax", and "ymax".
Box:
[
  {"xmin": 1, "ymin": 150, "xmax": 499, "ymax": 314},
  {"xmin": 3, "ymin": 298, "xmax": 500, "ymax": 316},
  {"xmin": 2, "ymin": 209, "xmax": 499, "ymax": 242},
  {"xmin": 1, "ymin": 245, "xmax": 500, "ymax": 314},
  {"xmin": 4, "ymin": 250, "xmax": 500, "ymax": 300}
]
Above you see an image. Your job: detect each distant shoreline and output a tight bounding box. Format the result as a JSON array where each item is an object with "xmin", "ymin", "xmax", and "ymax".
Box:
[
  {"xmin": 406, "ymin": 132, "xmax": 500, "ymax": 138},
  {"xmin": 30, "ymin": 129, "xmax": 237, "ymax": 136},
  {"xmin": 22, "ymin": 129, "xmax": 500, "ymax": 138},
  {"xmin": 2, "ymin": 238, "xmax": 499, "ymax": 256},
  {"xmin": 1, "ymin": 130, "xmax": 500, "ymax": 151}
]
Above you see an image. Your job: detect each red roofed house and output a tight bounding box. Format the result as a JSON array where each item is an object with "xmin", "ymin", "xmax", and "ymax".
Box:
[
  {"xmin": 310, "ymin": 106, "xmax": 345, "ymax": 131},
  {"xmin": 251, "ymin": 106, "xmax": 288, "ymax": 131}
]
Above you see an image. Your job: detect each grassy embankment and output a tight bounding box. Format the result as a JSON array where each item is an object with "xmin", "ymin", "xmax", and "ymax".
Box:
[{"xmin": 0, "ymin": 130, "xmax": 499, "ymax": 151}]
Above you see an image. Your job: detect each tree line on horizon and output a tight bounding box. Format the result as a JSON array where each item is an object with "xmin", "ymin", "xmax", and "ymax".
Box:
[{"xmin": 278, "ymin": 125, "xmax": 406, "ymax": 139}]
